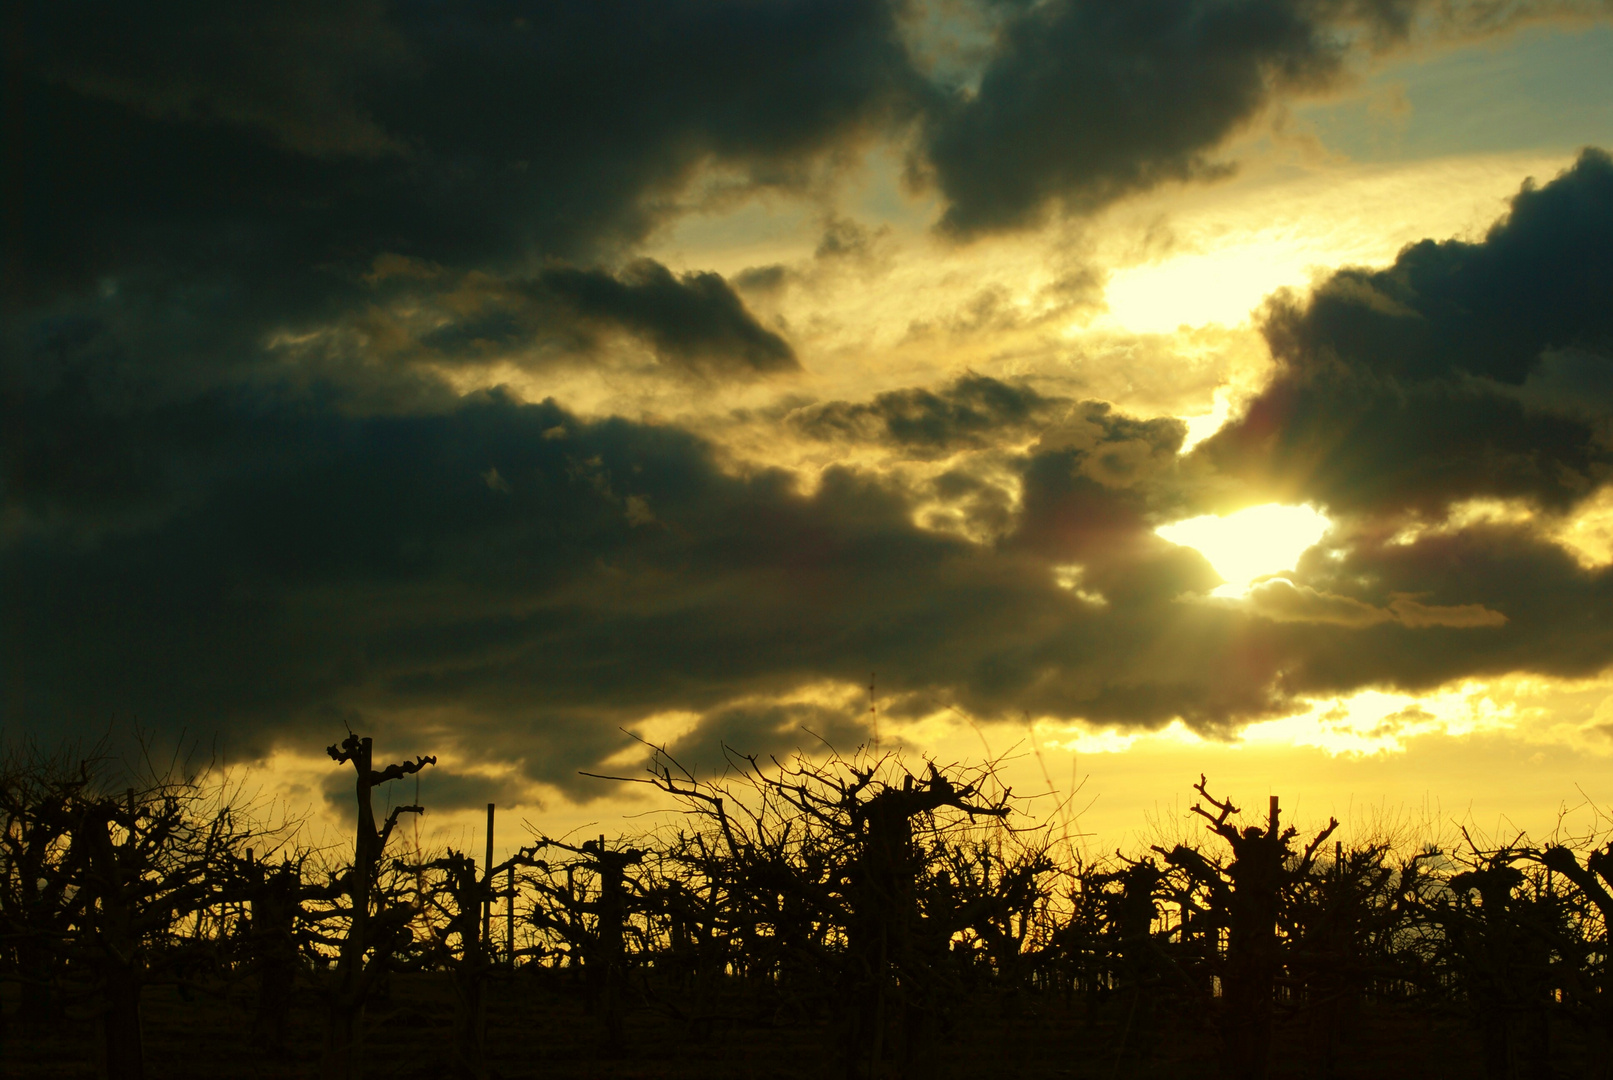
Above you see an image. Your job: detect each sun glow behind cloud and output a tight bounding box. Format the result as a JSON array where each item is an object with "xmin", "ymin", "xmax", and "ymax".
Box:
[
  {"xmin": 1155, "ymin": 504, "xmax": 1332, "ymax": 595},
  {"xmin": 1103, "ymin": 241, "xmax": 1317, "ymax": 332}
]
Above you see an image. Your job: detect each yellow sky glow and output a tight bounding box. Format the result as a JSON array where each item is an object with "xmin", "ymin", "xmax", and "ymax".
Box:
[
  {"xmin": 1102, "ymin": 242, "xmax": 1318, "ymax": 333},
  {"xmin": 249, "ymin": 664, "xmax": 1613, "ymax": 869}
]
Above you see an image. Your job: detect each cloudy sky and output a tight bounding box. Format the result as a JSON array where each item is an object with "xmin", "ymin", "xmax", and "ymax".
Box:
[{"xmin": 5, "ymin": 0, "xmax": 1613, "ymax": 851}]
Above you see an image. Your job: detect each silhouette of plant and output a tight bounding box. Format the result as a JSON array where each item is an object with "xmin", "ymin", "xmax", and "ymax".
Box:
[
  {"xmin": 0, "ymin": 742, "xmax": 95, "ymax": 1032},
  {"xmin": 524, "ymin": 833, "xmax": 648, "ymax": 1043},
  {"xmin": 1421, "ymin": 841, "xmax": 1579, "ymax": 1080},
  {"xmin": 1156, "ymin": 776, "xmax": 1337, "ymax": 1080},
  {"xmin": 592, "ymin": 744, "xmax": 1021, "ymax": 1079},
  {"xmin": 410, "ymin": 842, "xmax": 542, "ymax": 1079},
  {"xmin": 55, "ymin": 752, "xmax": 266, "ymax": 1080},
  {"xmin": 313, "ymin": 733, "xmax": 435, "ymax": 1080}
]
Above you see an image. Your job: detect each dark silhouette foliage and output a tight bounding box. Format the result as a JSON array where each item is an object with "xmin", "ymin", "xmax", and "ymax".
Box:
[{"xmin": 5, "ymin": 736, "xmax": 1613, "ymax": 1078}]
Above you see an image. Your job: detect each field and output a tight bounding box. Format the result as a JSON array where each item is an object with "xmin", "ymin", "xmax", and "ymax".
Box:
[{"xmin": 1, "ymin": 971, "xmax": 1587, "ymax": 1079}]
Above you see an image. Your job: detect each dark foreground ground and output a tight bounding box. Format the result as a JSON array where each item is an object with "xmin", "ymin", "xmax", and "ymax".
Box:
[{"xmin": 0, "ymin": 974, "xmax": 1591, "ymax": 1079}]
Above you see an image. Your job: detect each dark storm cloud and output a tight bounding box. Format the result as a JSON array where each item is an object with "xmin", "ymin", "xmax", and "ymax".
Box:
[
  {"xmin": 535, "ymin": 262, "xmax": 798, "ymax": 374},
  {"xmin": 367, "ymin": 257, "xmax": 798, "ymax": 376},
  {"xmin": 13, "ymin": 0, "xmax": 1594, "ymax": 330},
  {"xmin": 0, "ymin": 256, "xmax": 789, "ymax": 530},
  {"xmin": 22, "ymin": 1, "xmax": 408, "ymax": 159},
  {"xmin": 9, "ymin": 0, "xmax": 1597, "ymax": 380},
  {"xmin": 0, "ymin": 372, "xmax": 1217, "ymax": 774},
  {"xmin": 6, "ymin": 366, "xmax": 1613, "ymax": 786},
  {"xmin": 9, "ymin": 0, "xmax": 919, "ymax": 281},
  {"xmin": 5, "ymin": 385, "xmax": 1084, "ymax": 784},
  {"xmin": 1199, "ymin": 149, "xmax": 1613, "ymax": 515},
  {"xmin": 922, "ymin": 0, "xmax": 1404, "ymax": 234},
  {"xmin": 788, "ymin": 374, "xmax": 1066, "ymax": 455},
  {"xmin": 1262, "ymin": 520, "xmax": 1613, "ymax": 698},
  {"xmin": 662, "ymin": 701, "xmax": 874, "ymax": 775},
  {"xmin": 320, "ymin": 765, "xmax": 534, "ymax": 817},
  {"xmin": 1, "ymin": 0, "xmax": 909, "ymax": 404}
]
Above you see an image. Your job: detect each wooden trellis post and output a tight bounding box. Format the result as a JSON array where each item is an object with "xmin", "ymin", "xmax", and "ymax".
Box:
[
  {"xmin": 483, "ymin": 803, "xmax": 495, "ymax": 959},
  {"xmin": 506, "ymin": 865, "xmax": 516, "ymax": 968}
]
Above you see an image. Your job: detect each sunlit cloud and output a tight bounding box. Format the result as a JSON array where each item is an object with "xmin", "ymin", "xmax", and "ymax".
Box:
[
  {"xmin": 1386, "ymin": 492, "xmax": 1613, "ymax": 569},
  {"xmin": 1558, "ymin": 486, "xmax": 1613, "ymax": 567},
  {"xmin": 1239, "ymin": 686, "xmax": 1518, "ymax": 757},
  {"xmin": 1385, "ymin": 497, "xmax": 1537, "ymax": 546},
  {"xmin": 1179, "ymin": 385, "xmax": 1238, "ymax": 452},
  {"xmin": 1037, "ymin": 675, "xmax": 1595, "ymax": 764}
]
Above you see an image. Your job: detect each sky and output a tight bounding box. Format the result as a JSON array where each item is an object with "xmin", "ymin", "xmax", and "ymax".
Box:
[{"xmin": 4, "ymin": 0, "xmax": 1613, "ymax": 859}]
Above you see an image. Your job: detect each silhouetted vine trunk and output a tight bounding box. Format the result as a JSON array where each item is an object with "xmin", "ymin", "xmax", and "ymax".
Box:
[
  {"xmin": 324, "ymin": 740, "xmax": 379, "ymax": 1080},
  {"xmin": 84, "ymin": 801, "xmax": 147, "ymax": 1080},
  {"xmin": 434, "ymin": 850, "xmax": 491, "ymax": 1080},
  {"xmin": 591, "ymin": 843, "xmax": 630, "ymax": 1045},
  {"xmin": 1218, "ymin": 800, "xmax": 1283, "ymax": 1080},
  {"xmin": 1161, "ymin": 785, "xmax": 1336, "ymax": 1080},
  {"xmin": 845, "ymin": 791, "xmax": 915, "ymax": 1079},
  {"xmin": 319, "ymin": 734, "xmax": 434, "ymax": 1080},
  {"xmin": 250, "ymin": 865, "xmax": 301, "ymax": 1054}
]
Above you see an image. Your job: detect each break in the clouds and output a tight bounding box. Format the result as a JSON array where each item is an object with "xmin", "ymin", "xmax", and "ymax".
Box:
[{"xmin": 3, "ymin": 0, "xmax": 1613, "ymax": 796}]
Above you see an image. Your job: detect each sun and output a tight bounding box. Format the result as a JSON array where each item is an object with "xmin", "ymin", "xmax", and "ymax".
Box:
[{"xmin": 1156, "ymin": 504, "xmax": 1332, "ymax": 595}]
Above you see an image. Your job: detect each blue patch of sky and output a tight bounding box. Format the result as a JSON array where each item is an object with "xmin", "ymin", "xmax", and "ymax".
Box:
[{"xmin": 1299, "ymin": 23, "xmax": 1613, "ymax": 162}]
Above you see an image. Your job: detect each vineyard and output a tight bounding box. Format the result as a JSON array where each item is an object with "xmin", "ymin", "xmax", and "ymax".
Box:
[{"xmin": 3, "ymin": 733, "xmax": 1610, "ymax": 1080}]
